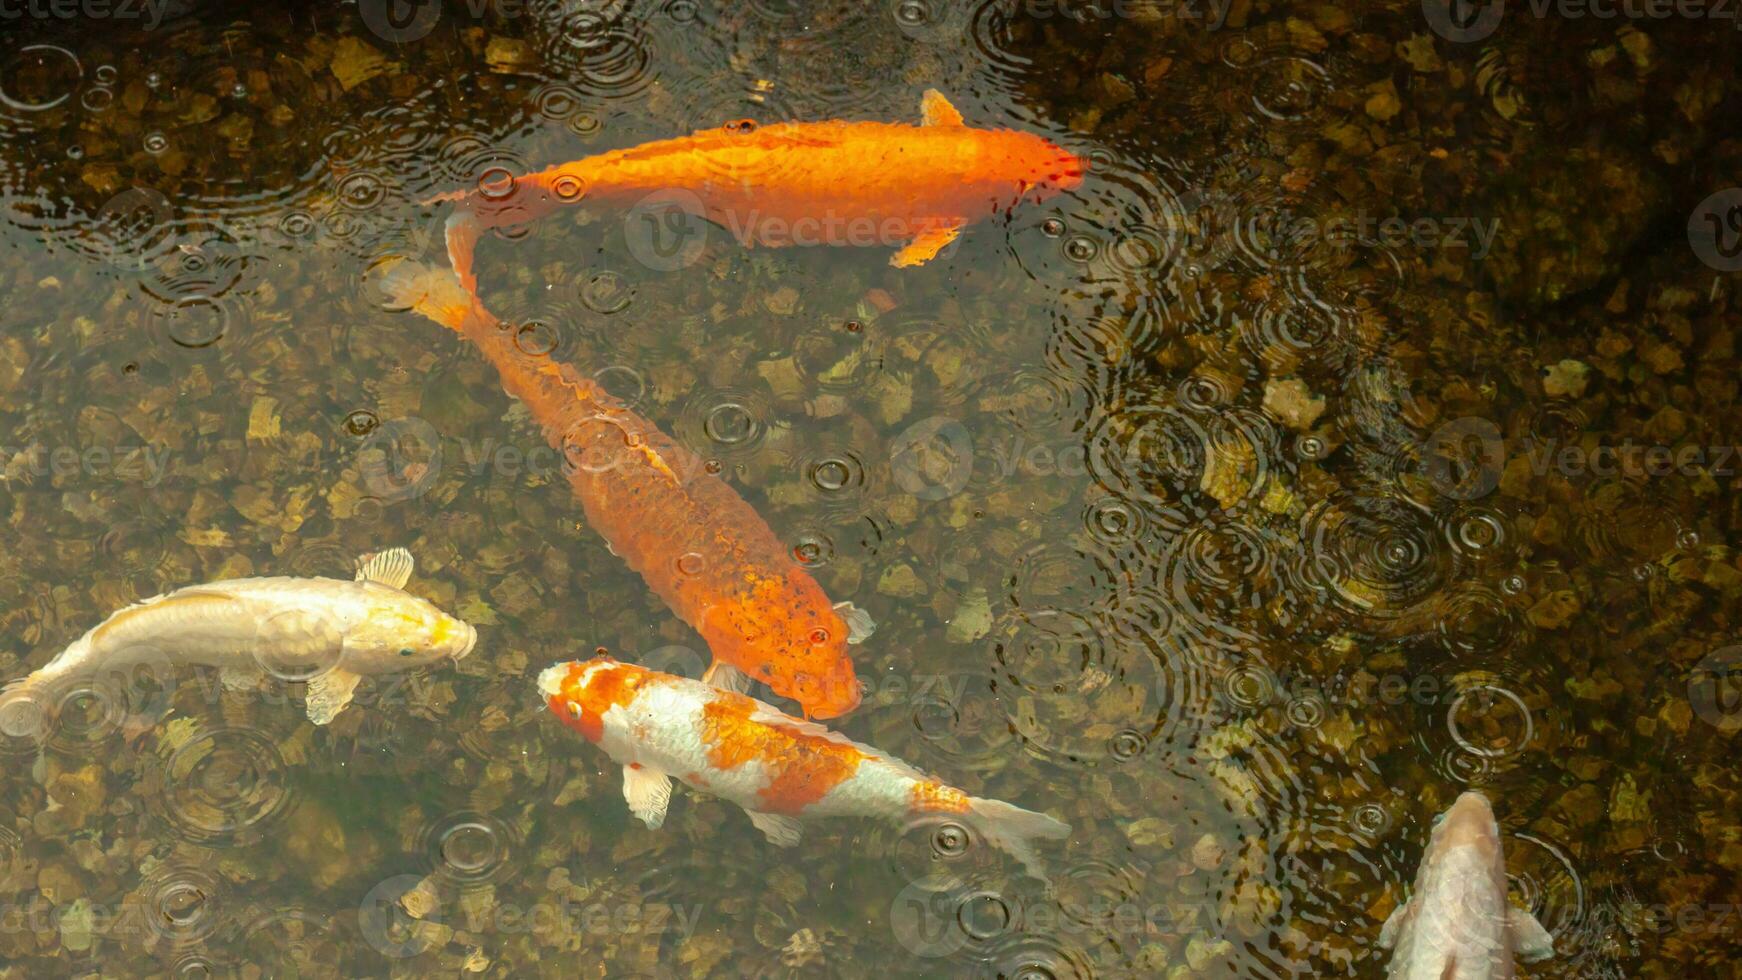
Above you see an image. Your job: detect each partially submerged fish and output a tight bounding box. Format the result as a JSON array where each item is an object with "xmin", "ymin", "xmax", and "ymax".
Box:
[
  {"xmin": 538, "ymin": 657, "xmax": 1070, "ymax": 880},
  {"xmin": 434, "ymin": 89, "xmax": 1087, "ymax": 299},
  {"xmin": 0, "ymin": 549, "xmax": 476, "ymax": 736},
  {"xmin": 1381, "ymin": 791, "xmax": 1555, "ymax": 979},
  {"xmin": 380, "ymin": 263, "xmax": 872, "ymax": 718}
]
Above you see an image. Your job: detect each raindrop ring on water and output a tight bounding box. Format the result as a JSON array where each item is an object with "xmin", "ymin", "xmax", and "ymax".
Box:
[
  {"xmin": 1222, "ymin": 664, "xmax": 1277, "ymax": 711},
  {"xmin": 1445, "ymin": 684, "xmax": 1534, "ymax": 760},
  {"xmin": 1108, "ymin": 729, "xmax": 1148, "ymax": 761},
  {"xmin": 1350, "ymin": 802, "xmax": 1392, "ymax": 839},
  {"xmin": 931, "ymin": 821, "xmax": 972, "ymax": 858},
  {"xmin": 160, "ymin": 728, "xmax": 295, "ymax": 845},
  {"xmin": 1284, "ymin": 692, "xmax": 1326, "ymax": 729}
]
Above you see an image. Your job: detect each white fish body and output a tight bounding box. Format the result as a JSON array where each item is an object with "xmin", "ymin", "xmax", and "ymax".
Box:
[
  {"xmin": 538, "ymin": 658, "xmax": 1070, "ymax": 879},
  {"xmin": 1381, "ymin": 791, "xmax": 1555, "ymax": 979},
  {"xmin": 0, "ymin": 549, "xmax": 476, "ymax": 734}
]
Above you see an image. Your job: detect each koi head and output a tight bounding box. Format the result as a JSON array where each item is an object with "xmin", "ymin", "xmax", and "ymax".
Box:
[
  {"xmin": 540, "ymin": 657, "xmax": 650, "ymax": 741},
  {"xmin": 785, "ymin": 650, "xmax": 862, "ymax": 720},
  {"xmin": 1428, "ymin": 790, "xmax": 1504, "ymax": 864},
  {"xmin": 766, "ymin": 601, "xmax": 865, "ymax": 720},
  {"xmin": 344, "ymin": 589, "xmax": 478, "ymax": 674}
]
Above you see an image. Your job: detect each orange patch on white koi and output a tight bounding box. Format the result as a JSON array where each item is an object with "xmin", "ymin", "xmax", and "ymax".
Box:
[
  {"xmin": 700, "ymin": 694, "xmax": 864, "ymax": 814},
  {"xmin": 908, "ymin": 780, "xmax": 973, "ymax": 815}
]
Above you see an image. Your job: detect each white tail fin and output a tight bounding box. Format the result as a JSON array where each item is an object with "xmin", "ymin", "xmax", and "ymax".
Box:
[
  {"xmin": 966, "ymin": 797, "xmax": 1070, "ymax": 882},
  {"xmin": 374, "ymin": 259, "xmax": 475, "ymax": 334}
]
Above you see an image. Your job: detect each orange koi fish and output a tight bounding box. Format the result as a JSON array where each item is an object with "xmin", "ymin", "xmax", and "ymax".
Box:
[
  {"xmin": 380, "ymin": 263, "xmax": 873, "ymax": 719},
  {"xmin": 433, "ymin": 90, "xmax": 1087, "ymax": 298},
  {"xmin": 540, "ymin": 658, "xmax": 1071, "ymax": 880}
]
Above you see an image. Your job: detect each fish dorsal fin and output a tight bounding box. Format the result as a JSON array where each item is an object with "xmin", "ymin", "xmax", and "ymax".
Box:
[
  {"xmin": 355, "ymin": 548, "xmax": 415, "ymax": 590},
  {"xmin": 921, "ymin": 89, "xmax": 965, "ymax": 127},
  {"xmin": 1509, "ymin": 907, "xmax": 1555, "ymax": 962},
  {"xmin": 622, "ymin": 765, "xmax": 674, "ymax": 829}
]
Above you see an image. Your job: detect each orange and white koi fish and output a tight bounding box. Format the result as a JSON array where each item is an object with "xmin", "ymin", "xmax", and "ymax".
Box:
[
  {"xmin": 380, "ymin": 263, "xmax": 873, "ymax": 719},
  {"xmin": 539, "ymin": 657, "xmax": 1070, "ymax": 880},
  {"xmin": 0, "ymin": 549, "xmax": 476, "ymax": 736},
  {"xmin": 433, "ymin": 89, "xmax": 1087, "ymax": 299}
]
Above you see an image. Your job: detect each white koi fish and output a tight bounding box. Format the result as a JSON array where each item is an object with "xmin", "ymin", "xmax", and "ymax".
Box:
[
  {"xmin": 1381, "ymin": 791, "xmax": 1556, "ymax": 979},
  {"xmin": 0, "ymin": 549, "xmax": 476, "ymax": 736},
  {"xmin": 538, "ymin": 657, "xmax": 1070, "ymax": 880}
]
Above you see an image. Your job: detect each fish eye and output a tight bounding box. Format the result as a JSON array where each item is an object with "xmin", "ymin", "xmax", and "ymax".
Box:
[
  {"xmin": 567, "ymin": 702, "xmax": 583, "ymax": 721},
  {"xmin": 398, "ymin": 648, "xmax": 416, "ymax": 657}
]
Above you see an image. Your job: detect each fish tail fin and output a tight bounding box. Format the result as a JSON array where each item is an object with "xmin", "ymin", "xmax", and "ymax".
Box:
[
  {"xmin": 0, "ymin": 673, "xmax": 53, "ymax": 739},
  {"xmin": 965, "ymin": 797, "xmax": 1070, "ymax": 883},
  {"xmin": 444, "ymin": 211, "xmax": 483, "ymax": 302},
  {"xmin": 375, "ymin": 259, "xmax": 475, "ymax": 334}
]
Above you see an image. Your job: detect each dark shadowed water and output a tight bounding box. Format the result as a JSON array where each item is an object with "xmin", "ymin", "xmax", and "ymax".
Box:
[{"xmin": 0, "ymin": 2, "xmax": 1739, "ymax": 977}]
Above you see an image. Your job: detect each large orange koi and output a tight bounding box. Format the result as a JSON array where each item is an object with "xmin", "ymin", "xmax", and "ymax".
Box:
[
  {"xmin": 378, "ymin": 262, "xmax": 872, "ymax": 719},
  {"xmin": 433, "ymin": 90, "xmax": 1087, "ymax": 298}
]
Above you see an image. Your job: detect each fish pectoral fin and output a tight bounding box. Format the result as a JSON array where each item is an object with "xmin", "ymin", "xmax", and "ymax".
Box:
[
  {"xmin": 1377, "ymin": 898, "xmax": 1409, "ymax": 950},
  {"xmin": 746, "ymin": 809, "xmax": 804, "ymax": 847},
  {"xmin": 305, "ymin": 668, "xmax": 363, "ymax": 725},
  {"xmin": 1509, "ymin": 906, "xmax": 1555, "ymax": 962},
  {"xmin": 833, "ymin": 601, "xmax": 876, "ymax": 645},
  {"xmin": 702, "ymin": 661, "xmax": 753, "ymax": 695},
  {"xmin": 622, "ymin": 765, "xmax": 674, "ymax": 829},
  {"xmin": 921, "ymin": 89, "xmax": 966, "ymax": 127},
  {"xmin": 890, "ymin": 221, "xmax": 964, "ymax": 268},
  {"xmin": 355, "ymin": 547, "xmax": 415, "ymax": 590},
  {"xmin": 218, "ymin": 666, "xmax": 261, "ymax": 692},
  {"xmin": 1437, "ymin": 958, "xmax": 1456, "ymax": 980}
]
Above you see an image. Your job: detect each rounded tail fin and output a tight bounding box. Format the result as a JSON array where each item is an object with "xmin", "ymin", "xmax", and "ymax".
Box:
[{"xmin": 374, "ymin": 259, "xmax": 475, "ymax": 333}]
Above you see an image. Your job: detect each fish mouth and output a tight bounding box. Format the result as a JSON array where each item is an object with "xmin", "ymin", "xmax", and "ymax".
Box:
[{"xmin": 536, "ymin": 664, "xmax": 568, "ymax": 699}]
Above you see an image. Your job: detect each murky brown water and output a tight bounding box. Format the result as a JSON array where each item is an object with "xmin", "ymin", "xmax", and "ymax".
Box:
[{"xmin": 0, "ymin": 2, "xmax": 1739, "ymax": 977}]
